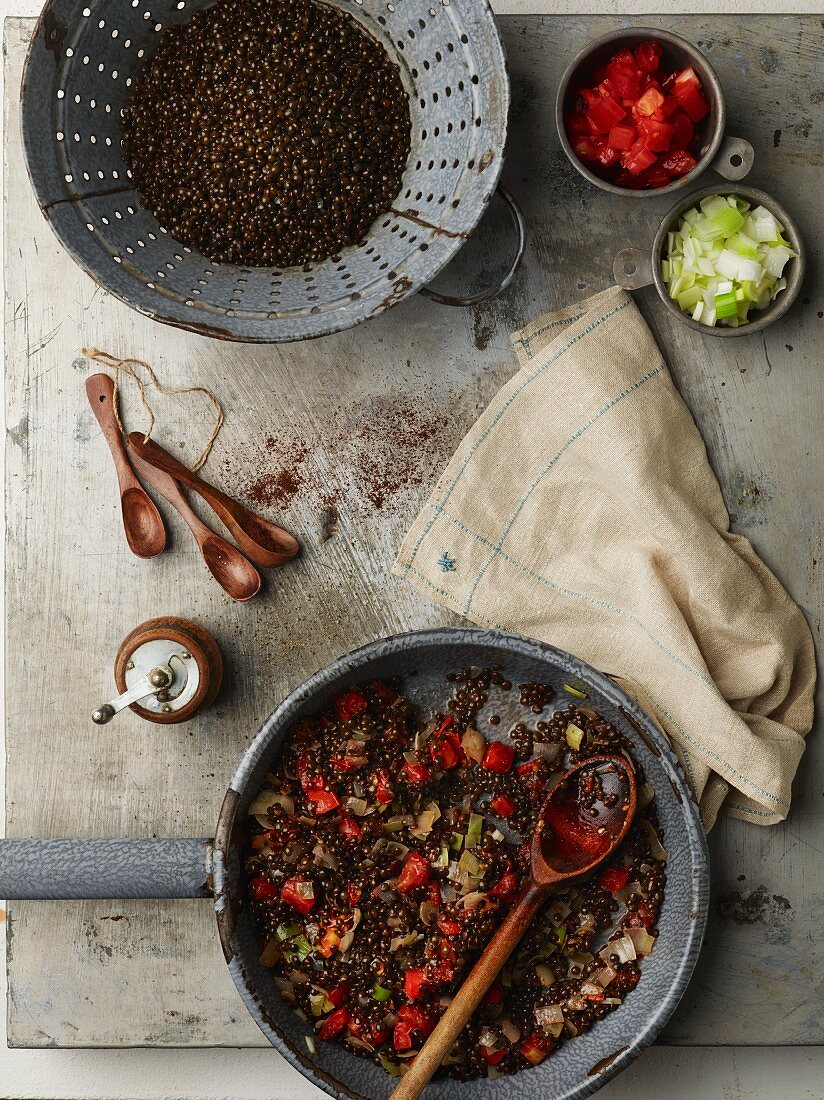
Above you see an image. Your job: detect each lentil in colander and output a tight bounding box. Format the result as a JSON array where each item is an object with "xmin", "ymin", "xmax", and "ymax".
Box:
[
  {"xmin": 243, "ymin": 669, "xmax": 666, "ymax": 1079},
  {"xmin": 121, "ymin": 0, "xmax": 411, "ymax": 268}
]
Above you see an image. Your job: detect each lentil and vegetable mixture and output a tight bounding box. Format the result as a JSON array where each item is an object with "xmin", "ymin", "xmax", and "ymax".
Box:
[
  {"xmin": 243, "ymin": 670, "xmax": 667, "ymax": 1080},
  {"xmin": 122, "ymin": 0, "xmax": 411, "ymax": 267}
]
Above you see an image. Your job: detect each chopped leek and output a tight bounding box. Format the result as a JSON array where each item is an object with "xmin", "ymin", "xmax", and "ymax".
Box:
[
  {"xmin": 662, "ymin": 194, "xmax": 798, "ymax": 328},
  {"xmin": 562, "ymin": 683, "xmax": 588, "ymax": 699},
  {"xmin": 566, "ymin": 723, "xmax": 585, "ymax": 751},
  {"xmin": 465, "ymin": 812, "xmax": 484, "ymax": 849}
]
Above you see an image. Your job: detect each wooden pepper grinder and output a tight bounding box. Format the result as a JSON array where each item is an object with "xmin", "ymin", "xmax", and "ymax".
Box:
[{"xmin": 92, "ymin": 617, "xmax": 223, "ymax": 725}]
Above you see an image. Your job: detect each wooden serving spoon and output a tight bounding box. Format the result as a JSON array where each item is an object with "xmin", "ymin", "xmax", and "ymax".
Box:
[
  {"xmin": 85, "ymin": 374, "xmax": 166, "ymax": 559},
  {"xmin": 128, "ymin": 434, "xmax": 300, "ymax": 569},
  {"xmin": 390, "ymin": 754, "xmax": 637, "ymax": 1100},
  {"xmin": 128, "ymin": 445, "xmax": 261, "ymax": 602}
]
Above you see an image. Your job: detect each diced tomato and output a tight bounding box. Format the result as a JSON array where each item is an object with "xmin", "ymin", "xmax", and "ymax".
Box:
[
  {"xmin": 328, "ymin": 982, "xmax": 349, "ymax": 1008},
  {"xmin": 318, "ymin": 1006, "xmax": 349, "ymax": 1039},
  {"xmin": 371, "ymin": 1025, "xmax": 389, "ymax": 1045},
  {"xmin": 346, "ymin": 883, "xmax": 362, "ymax": 906},
  {"xmin": 644, "ymin": 165, "xmax": 674, "ymax": 189},
  {"xmin": 402, "ymin": 761, "xmax": 432, "ymax": 785},
  {"xmin": 437, "ymin": 916, "xmax": 462, "ymax": 937},
  {"xmin": 248, "ymin": 876, "xmax": 279, "ymax": 901},
  {"xmin": 306, "ymin": 787, "xmax": 340, "ymax": 815},
  {"xmin": 634, "ymin": 86, "xmax": 665, "ymax": 117},
  {"xmin": 369, "ymin": 679, "xmax": 396, "ymax": 704},
  {"xmin": 397, "ymin": 1004, "xmax": 434, "ymax": 1031},
  {"xmin": 483, "ymin": 982, "xmax": 503, "ymax": 1006},
  {"xmin": 519, "ymin": 1033, "xmax": 554, "ymax": 1065},
  {"xmin": 621, "ymin": 141, "xmax": 657, "ymax": 175},
  {"xmin": 426, "ymin": 880, "xmax": 443, "ymax": 906},
  {"xmin": 673, "ymin": 68, "xmax": 710, "ymax": 121},
  {"xmin": 637, "ymin": 116, "xmax": 674, "ymax": 151},
  {"xmin": 374, "ymin": 769, "xmax": 395, "ymax": 805},
  {"xmin": 660, "ymin": 149, "xmax": 697, "ymax": 177},
  {"xmin": 489, "ymin": 872, "xmax": 520, "ymax": 902},
  {"xmin": 634, "ymin": 40, "xmax": 662, "ymax": 72},
  {"xmin": 676, "ymin": 84, "xmax": 710, "ymax": 122},
  {"xmin": 480, "ymin": 1045, "xmax": 507, "ymax": 1065},
  {"xmin": 572, "ymin": 136, "xmax": 601, "ymax": 165},
  {"xmin": 607, "ymin": 123, "xmax": 636, "ymax": 151},
  {"xmin": 490, "ymin": 793, "xmax": 517, "ymax": 818},
  {"xmin": 597, "ymin": 144, "xmax": 620, "ymax": 169},
  {"xmin": 600, "ymin": 866, "xmax": 631, "ymax": 892},
  {"xmin": 393, "ymin": 1020, "xmax": 414, "ymax": 1051},
  {"xmin": 280, "ymin": 877, "xmax": 316, "ymax": 915},
  {"xmin": 586, "ymin": 95, "xmax": 626, "ymax": 134},
  {"xmin": 517, "ymin": 759, "xmax": 542, "ymax": 778},
  {"xmin": 609, "ymin": 47, "xmax": 637, "ymax": 70},
  {"xmin": 429, "ymin": 723, "xmax": 465, "ymax": 770},
  {"xmin": 655, "ymin": 93, "xmax": 680, "ymax": 119},
  {"xmin": 393, "ymin": 1004, "xmax": 434, "ymax": 1050},
  {"xmin": 397, "ymin": 852, "xmax": 432, "ymax": 894},
  {"xmin": 334, "ymin": 689, "xmax": 368, "ymax": 724},
  {"xmin": 339, "ymin": 816, "xmax": 363, "ymax": 843},
  {"xmin": 404, "ymin": 967, "xmax": 428, "ymax": 1000},
  {"xmin": 482, "ymin": 741, "xmax": 516, "ymax": 773},
  {"xmin": 606, "ymin": 62, "xmax": 641, "ymax": 99},
  {"xmin": 668, "ymin": 111, "xmax": 694, "ymax": 150}
]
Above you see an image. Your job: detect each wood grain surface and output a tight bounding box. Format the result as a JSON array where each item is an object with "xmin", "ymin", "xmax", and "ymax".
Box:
[{"xmin": 4, "ymin": 14, "xmax": 822, "ymax": 1048}]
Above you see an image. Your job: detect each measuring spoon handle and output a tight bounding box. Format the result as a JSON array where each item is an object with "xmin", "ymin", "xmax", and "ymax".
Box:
[{"xmin": 86, "ymin": 374, "xmax": 141, "ymax": 493}]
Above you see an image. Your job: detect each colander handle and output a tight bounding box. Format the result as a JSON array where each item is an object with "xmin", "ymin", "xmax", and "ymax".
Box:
[{"xmin": 419, "ymin": 185, "xmax": 526, "ymax": 308}]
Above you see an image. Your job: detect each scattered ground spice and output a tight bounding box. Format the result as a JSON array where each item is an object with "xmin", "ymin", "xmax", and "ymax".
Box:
[{"xmin": 224, "ymin": 392, "xmax": 451, "ymax": 518}]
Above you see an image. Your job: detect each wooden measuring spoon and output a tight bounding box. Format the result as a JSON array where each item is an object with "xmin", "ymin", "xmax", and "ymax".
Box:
[
  {"xmin": 128, "ymin": 434, "xmax": 300, "ymax": 568},
  {"xmin": 85, "ymin": 374, "xmax": 166, "ymax": 559},
  {"xmin": 390, "ymin": 754, "xmax": 637, "ymax": 1100},
  {"xmin": 128, "ymin": 445, "xmax": 261, "ymax": 602}
]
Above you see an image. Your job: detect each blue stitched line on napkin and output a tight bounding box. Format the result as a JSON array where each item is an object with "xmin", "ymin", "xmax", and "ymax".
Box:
[
  {"xmin": 401, "ymin": 300, "xmax": 632, "ymax": 577},
  {"xmin": 462, "ymin": 364, "xmax": 665, "ymax": 616}
]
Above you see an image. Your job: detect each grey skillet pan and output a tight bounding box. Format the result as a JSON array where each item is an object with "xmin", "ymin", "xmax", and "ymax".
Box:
[{"xmin": 0, "ymin": 628, "xmax": 708, "ymax": 1100}]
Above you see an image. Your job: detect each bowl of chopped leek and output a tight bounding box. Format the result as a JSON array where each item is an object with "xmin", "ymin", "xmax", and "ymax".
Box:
[{"xmin": 615, "ymin": 185, "xmax": 804, "ymax": 335}]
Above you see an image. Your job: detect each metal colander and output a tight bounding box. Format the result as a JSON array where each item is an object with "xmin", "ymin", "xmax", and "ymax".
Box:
[{"xmin": 21, "ymin": 0, "xmax": 515, "ymax": 342}]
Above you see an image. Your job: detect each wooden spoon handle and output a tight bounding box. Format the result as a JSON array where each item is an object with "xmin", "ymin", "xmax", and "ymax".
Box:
[
  {"xmin": 129, "ymin": 433, "xmax": 299, "ymax": 567},
  {"xmin": 390, "ymin": 883, "xmax": 548, "ymax": 1100},
  {"xmin": 129, "ymin": 446, "xmax": 210, "ymax": 543},
  {"xmin": 86, "ymin": 374, "xmax": 140, "ymax": 493}
]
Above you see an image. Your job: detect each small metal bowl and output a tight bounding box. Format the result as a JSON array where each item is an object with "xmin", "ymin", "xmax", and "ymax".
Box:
[
  {"xmin": 555, "ymin": 27, "xmax": 754, "ymax": 198},
  {"xmin": 614, "ymin": 184, "xmax": 805, "ymax": 337}
]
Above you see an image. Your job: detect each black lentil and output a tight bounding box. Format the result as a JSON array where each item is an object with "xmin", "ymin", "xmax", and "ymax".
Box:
[{"xmin": 121, "ymin": 0, "xmax": 411, "ymax": 267}]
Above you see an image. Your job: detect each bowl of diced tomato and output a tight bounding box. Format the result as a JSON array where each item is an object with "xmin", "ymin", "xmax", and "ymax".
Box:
[{"xmin": 556, "ymin": 27, "xmax": 738, "ymax": 195}]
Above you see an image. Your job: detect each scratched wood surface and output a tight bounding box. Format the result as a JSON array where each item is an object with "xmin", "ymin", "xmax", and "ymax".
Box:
[{"xmin": 4, "ymin": 13, "xmax": 822, "ymax": 1051}]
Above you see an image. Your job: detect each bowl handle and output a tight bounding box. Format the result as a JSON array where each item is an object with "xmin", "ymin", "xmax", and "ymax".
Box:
[
  {"xmin": 419, "ymin": 185, "xmax": 527, "ymax": 307},
  {"xmin": 710, "ymin": 135, "xmax": 755, "ymax": 181},
  {"xmin": 614, "ymin": 247, "xmax": 654, "ymax": 291},
  {"xmin": 0, "ymin": 837, "xmax": 213, "ymax": 899}
]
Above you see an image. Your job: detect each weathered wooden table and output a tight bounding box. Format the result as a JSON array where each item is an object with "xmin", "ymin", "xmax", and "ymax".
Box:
[{"xmin": 4, "ymin": 12, "xmax": 822, "ymax": 1054}]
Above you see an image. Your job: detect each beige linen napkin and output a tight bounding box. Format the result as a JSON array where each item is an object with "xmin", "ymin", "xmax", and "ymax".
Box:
[{"xmin": 393, "ymin": 285, "xmax": 815, "ymax": 830}]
